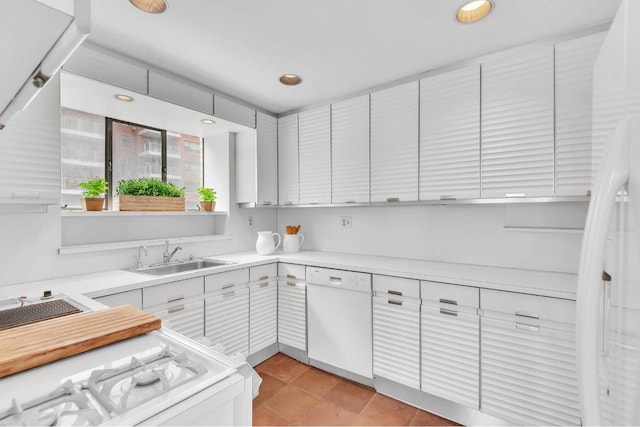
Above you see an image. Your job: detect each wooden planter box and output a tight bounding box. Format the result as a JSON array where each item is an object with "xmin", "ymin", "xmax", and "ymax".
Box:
[{"xmin": 118, "ymin": 195, "xmax": 185, "ymax": 211}]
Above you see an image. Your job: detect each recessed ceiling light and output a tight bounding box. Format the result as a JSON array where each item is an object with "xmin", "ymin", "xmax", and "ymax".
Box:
[
  {"xmin": 279, "ymin": 74, "xmax": 302, "ymax": 86},
  {"xmin": 129, "ymin": 0, "xmax": 168, "ymax": 14},
  {"xmin": 456, "ymin": 0, "xmax": 493, "ymax": 23},
  {"xmin": 201, "ymin": 118, "xmax": 216, "ymax": 125},
  {"xmin": 114, "ymin": 94, "xmax": 134, "ymax": 102}
]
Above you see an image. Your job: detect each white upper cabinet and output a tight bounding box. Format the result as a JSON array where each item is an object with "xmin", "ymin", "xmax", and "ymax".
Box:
[
  {"xmin": 420, "ymin": 65, "xmax": 480, "ymax": 201},
  {"xmin": 278, "ymin": 114, "xmax": 299, "ymax": 205},
  {"xmin": 148, "ymin": 70, "xmax": 213, "ymax": 115},
  {"xmin": 256, "ymin": 112, "xmax": 278, "ymax": 206},
  {"xmin": 370, "ymin": 81, "xmax": 419, "ymax": 202},
  {"xmin": 481, "ymin": 46, "xmax": 555, "ymax": 198},
  {"xmin": 298, "ymin": 106, "xmax": 331, "ymax": 204},
  {"xmin": 331, "ymin": 95, "xmax": 370, "ymax": 204},
  {"xmin": 555, "ymin": 32, "xmax": 606, "ymax": 197},
  {"xmin": 214, "ymin": 95, "xmax": 256, "ymax": 128},
  {"xmin": 63, "ymin": 44, "xmax": 148, "ymax": 95}
]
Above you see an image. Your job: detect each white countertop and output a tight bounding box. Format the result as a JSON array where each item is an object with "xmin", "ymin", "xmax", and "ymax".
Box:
[{"xmin": 0, "ymin": 250, "xmax": 577, "ymax": 301}]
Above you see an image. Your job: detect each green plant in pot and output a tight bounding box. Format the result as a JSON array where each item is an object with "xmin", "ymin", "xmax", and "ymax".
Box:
[
  {"xmin": 117, "ymin": 177, "xmax": 186, "ymax": 211},
  {"xmin": 197, "ymin": 187, "xmax": 217, "ymax": 212},
  {"xmin": 77, "ymin": 177, "xmax": 108, "ymax": 211}
]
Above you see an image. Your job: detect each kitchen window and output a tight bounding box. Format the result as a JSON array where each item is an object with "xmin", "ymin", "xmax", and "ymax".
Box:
[{"xmin": 61, "ymin": 108, "xmax": 203, "ymax": 210}]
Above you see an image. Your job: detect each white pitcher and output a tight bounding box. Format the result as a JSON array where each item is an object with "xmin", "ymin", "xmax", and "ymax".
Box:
[
  {"xmin": 256, "ymin": 231, "xmax": 281, "ymax": 255},
  {"xmin": 283, "ymin": 233, "xmax": 305, "ymax": 253}
]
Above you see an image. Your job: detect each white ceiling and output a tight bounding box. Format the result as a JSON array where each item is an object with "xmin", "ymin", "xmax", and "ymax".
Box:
[{"xmin": 87, "ymin": 0, "xmax": 622, "ymax": 115}]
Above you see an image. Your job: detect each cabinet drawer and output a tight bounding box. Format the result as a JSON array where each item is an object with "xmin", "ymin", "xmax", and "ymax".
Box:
[
  {"xmin": 373, "ymin": 275, "xmax": 419, "ymax": 299},
  {"xmin": 94, "ymin": 289, "xmax": 142, "ymax": 309},
  {"xmin": 250, "ymin": 263, "xmax": 277, "ymax": 282},
  {"xmin": 205, "ymin": 268, "xmax": 249, "ymax": 293},
  {"xmin": 143, "ymin": 277, "xmax": 203, "ymax": 308},
  {"xmin": 278, "ymin": 263, "xmax": 305, "ymax": 281},
  {"xmin": 481, "ymin": 289, "xmax": 576, "ymax": 325},
  {"xmin": 421, "ymin": 281, "xmax": 479, "ymax": 311}
]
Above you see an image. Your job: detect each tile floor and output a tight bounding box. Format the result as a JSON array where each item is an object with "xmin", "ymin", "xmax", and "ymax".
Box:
[{"xmin": 253, "ymin": 353, "xmax": 460, "ymax": 426}]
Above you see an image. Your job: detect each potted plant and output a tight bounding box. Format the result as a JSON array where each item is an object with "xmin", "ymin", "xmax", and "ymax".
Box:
[
  {"xmin": 197, "ymin": 187, "xmax": 217, "ymax": 212},
  {"xmin": 117, "ymin": 177, "xmax": 185, "ymax": 211},
  {"xmin": 78, "ymin": 177, "xmax": 108, "ymax": 211}
]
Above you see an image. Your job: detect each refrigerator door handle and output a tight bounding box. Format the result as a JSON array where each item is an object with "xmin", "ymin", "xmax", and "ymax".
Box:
[{"xmin": 576, "ymin": 118, "xmax": 632, "ymax": 425}]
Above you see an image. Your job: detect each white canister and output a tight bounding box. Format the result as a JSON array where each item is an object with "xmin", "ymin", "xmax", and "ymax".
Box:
[
  {"xmin": 256, "ymin": 231, "xmax": 281, "ymax": 255},
  {"xmin": 283, "ymin": 233, "xmax": 305, "ymax": 253}
]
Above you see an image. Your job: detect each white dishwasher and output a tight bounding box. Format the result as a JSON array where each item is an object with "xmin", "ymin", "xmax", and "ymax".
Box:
[{"xmin": 306, "ymin": 266, "xmax": 373, "ymax": 383}]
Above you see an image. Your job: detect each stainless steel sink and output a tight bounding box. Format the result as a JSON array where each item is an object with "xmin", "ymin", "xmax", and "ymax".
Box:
[{"xmin": 130, "ymin": 259, "xmax": 235, "ymax": 276}]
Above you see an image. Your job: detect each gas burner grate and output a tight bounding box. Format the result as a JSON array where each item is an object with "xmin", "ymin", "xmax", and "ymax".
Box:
[{"xmin": 0, "ymin": 300, "xmax": 81, "ymax": 331}]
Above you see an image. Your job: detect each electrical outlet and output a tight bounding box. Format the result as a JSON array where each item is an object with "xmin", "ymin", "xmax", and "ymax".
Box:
[
  {"xmin": 248, "ymin": 216, "xmax": 253, "ymax": 226},
  {"xmin": 340, "ymin": 216, "xmax": 352, "ymax": 229}
]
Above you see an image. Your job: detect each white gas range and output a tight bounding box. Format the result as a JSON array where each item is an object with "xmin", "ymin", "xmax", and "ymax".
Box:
[{"xmin": 0, "ymin": 294, "xmax": 256, "ymax": 426}]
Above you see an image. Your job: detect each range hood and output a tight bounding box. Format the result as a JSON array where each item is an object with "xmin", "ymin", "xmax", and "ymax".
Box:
[{"xmin": 0, "ymin": 0, "xmax": 90, "ymax": 130}]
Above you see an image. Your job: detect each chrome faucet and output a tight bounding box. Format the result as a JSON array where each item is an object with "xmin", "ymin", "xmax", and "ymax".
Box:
[
  {"xmin": 163, "ymin": 240, "xmax": 183, "ymax": 263},
  {"xmin": 136, "ymin": 246, "xmax": 148, "ymax": 268}
]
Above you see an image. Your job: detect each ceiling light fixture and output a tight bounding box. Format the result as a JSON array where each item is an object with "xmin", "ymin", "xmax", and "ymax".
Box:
[
  {"xmin": 129, "ymin": 0, "xmax": 168, "ymax": 14},
  {"xmin": 456, "ymin": 0, "xmax": 493, "ymax": 24},
  {"xmin": 279, "ymin": 74, "xmax": 302, "ymax": 86},
  {"xmin": 201, "ymin": 118, "xmax": 216, "ymax": 125},
  {"xmin": 114, "ymin": 94, "xmax": 134, "ymax": 102}
]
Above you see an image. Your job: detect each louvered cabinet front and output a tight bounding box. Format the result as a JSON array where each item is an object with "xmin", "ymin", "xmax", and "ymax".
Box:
[
  {"xmin": 149, "ymin": 299, "xmax": 204, "ymax": 342},
  {"xmin": 372, "ymin": 295, "xmax": 420, "ymax": 389},
  {"xmin": 277, "ymin": 280, "xmax": 306, "ymax": 351},
  {"xmin": 481, "ymin": 46, "xmax": 554, "ymax": 198},
  {"xmin": 205, "ymin": 287, "xmax": 250, "ymax": 357},
  {"xmin": 278, "ymin": 114, "xmax": 299, "ymax": 205},
  {"xmin": 480, "ymin": 290, "xmax": 579, "ymax": 425},
  {"xmin": 249, "ymin": 280, "xmax": 277, "ymax": 355},
  {"xmin": 298, "ymin": 105, "xmax": 331, "ymax": 204}
]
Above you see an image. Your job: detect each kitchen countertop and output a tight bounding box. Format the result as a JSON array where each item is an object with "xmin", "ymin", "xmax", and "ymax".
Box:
[{"xmin": 0, "ymin": 250, "xmax": 577, "ymax": 301}]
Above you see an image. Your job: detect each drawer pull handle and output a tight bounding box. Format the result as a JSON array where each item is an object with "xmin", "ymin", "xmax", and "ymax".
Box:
[
  {"xmin": 168, "ymin": 305, "xmax": 184, "ymax": 314},
  {"xmin": 286, "ymin": 274, "xmax": 297, "ymax": 279},
  {"xmin": 259, "ymin": 282, "xmax": 269, "ymax": 288},
  {"xmin": 516, "ymin": 322, "xmax": 540, "ymax": 333},
  {"xmin": 388, "ymin": 290, "xmax": 402, "ymax": 296},
  {"xmin": 222, "ymin": 283, "xmax": 234, "ymax": 289},
  {"xmin": 167, "ymin": 295, "xmax": 184, "ymax": 303},
  {"xmin": 223, "ymin": 291, "xmax": 235, "ymax": 298},
  {"xmin": 439, "ymin": 298, "xmax": 458, "ymax": 306},
  {"xmin": 440, "ymin": 195, "xmax": 456, "ymax": 201},
  {"xmin": 388, "ymin": 299, "xmax": 403, "ymax": 306},
  {"xmin": 386, "ymin": 197, "xmax": 400, "ymax": 202},
  {"xmin": 505, "ymin": 193, "xmax": 526, "ymax": 198},
  {"xmin": 259, "ymin": 275, "xmax": 269, "ymax": 281},
  {"xmin": 287, "ymin": 282, "xmax": 297, "ymax": 287},
  {"xmin": 515, "ymin": 311, "xmax": 539, "ymax": 319},
  {"xmin": 262, "ymin": 201, "xmax": 272, "ymax": 206},
  {"xmin": 440, "ymin": 308, "xmax": 458, "ymax": 316},
  {"xmin": 602, "ymin": 271, "xmax": 612, "ymax": 282}
]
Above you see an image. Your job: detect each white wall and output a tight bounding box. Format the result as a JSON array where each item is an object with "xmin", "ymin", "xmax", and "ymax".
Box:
[{"xmin": 276, "ymin": 203, "xmax": 586, "ymax": 274}]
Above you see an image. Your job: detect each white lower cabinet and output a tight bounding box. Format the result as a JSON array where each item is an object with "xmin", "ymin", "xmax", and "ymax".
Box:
[
  {"xmin": 249, "ymin": 264, "xmax": 278, "ymax": 355},
  {"xmin": 149, "ymin": 299, "xmax": 205, "ymax": 342},
  {"xmin": 277, "ymin": 263, "xmax": 306, "ymax": 351},
  {"xmin": 372, "ymin": 275, "xmax": 420, "ymax": 389},
  {"xmin": 421, "ymin": 281, "xmax": 479, "ymax": 409},
  {"xmin": 480, "ymin": 289, "xmax": 579, "ymax": 426},
  {"xmin": 205, "ymin": 287, "xmax": 250, "ymax": 357}
]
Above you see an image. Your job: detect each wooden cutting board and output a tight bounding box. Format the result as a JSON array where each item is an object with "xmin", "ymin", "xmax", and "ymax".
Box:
[{"xmin": 0, "ymin": 304, "xmax": 161, "ymax": 378}]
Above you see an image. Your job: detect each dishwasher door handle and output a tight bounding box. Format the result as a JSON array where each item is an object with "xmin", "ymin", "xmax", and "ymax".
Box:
[{"xmin": 328, "ymin": 276, "xmax": 342, "ymax": 286}]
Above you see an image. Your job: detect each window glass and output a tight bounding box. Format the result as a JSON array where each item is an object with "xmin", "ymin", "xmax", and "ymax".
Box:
[
  {"xmin": 60, "ymin": 107, "xmax": 105, "ymax": 208},
  {"xmin": 167, "ymin": 132, "xmax": 203, "ymax": 210}
]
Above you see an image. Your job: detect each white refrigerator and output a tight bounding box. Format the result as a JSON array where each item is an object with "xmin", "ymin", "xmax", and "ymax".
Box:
[{"xmin": 576, "ymin": 0, "xmax": 640, "ymax": 425}]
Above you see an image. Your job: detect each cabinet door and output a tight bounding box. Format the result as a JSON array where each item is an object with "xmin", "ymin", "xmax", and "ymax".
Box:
[
  {"xmin": 555, "ymin": 32, "xmax": 606, "ymax": 196},
  {"xmin": 481, "ymin": 46, "xmax": 554, "ymax": 198},
  {"xmin": 278, "ymin": 114, "xmax": 299, "ymax": 205},
  {"xmin": 332, "ymin": 95, "xmax": 370, "ymax": 203},
  {"xmin": 149, "ymin": 299, "xmax": 204, "ymax": 341},
  {"xmin": 420, "ymin": 65, "xmax": 480, "ymax": 201},
  {"xmin": 63, "ymin": 44, "xmax": 148, "ymax": 94},
  {"xmin": 94, "ymin": 289, "xmax": 142, "ymax": 309},
  {"xmin": 214, "ymin": 95, "xmax": 256, "ymax": 128},
  {"xmin": 277, "ymin": 280, "xmax": 306, "ymax": 351},
  {"xmin": 370, "ymin": 81, "xmax": 419, "ymax": 202},
  {"xmin": 148, "ymin": 70, "xmax": 213, "ymax": 114},
  {"xmin": 205, "ymin": 288, "xmax": 250, "ymax": 357},
  {"xmin": 256, "ymin": 112, "xmax": 278, "ymax": 206},
  {"xmin": 298, "ymin": 106, "xmax": 331, "ymax": 204},
  {"xmin": 249, "ymin": 281, "xmax": 278, "ymax": 354},
  {"xmin": 372, "ymin": 295, "xmax": 420, "ymax": 389}
]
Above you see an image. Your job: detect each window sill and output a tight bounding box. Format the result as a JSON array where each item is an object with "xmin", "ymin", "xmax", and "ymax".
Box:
[
  {"xmin": 61, "ymin": 210, "xmax": 227, "ymax": 217},
  {"xmin": 58, "ymin": 234, "xmax": 232, "ymax": 255}
]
